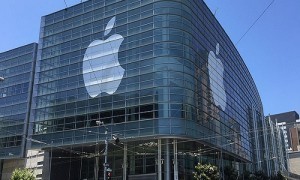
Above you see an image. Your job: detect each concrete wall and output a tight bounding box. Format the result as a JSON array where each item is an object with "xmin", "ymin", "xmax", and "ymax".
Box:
[
  {"xmin": 0, "ymin": 150, "xmax": 44, "ymax": 180},
  {"xmin": 1, "ymin": 159, "xmax": 25, "ymax": 180},
  {"xmin": 289, "ymin": 152, "xmax": 300, "ymax": 175},
  {"xmin": 289, "ymin": 158, "xmax": 300, "ymax": 175}
]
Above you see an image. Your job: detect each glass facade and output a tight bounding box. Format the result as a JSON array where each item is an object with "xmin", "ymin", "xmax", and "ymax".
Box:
[
  {"xmin": 264, "ymin": 117, "xmax": 289, "ymax": 176},
  {"xmin": 0, "ymin": 43, "xmax": 37, "ymax": 158},
  {"xmin": 30, "ymin": 0, "xmax": 265, "ymax": 179}
]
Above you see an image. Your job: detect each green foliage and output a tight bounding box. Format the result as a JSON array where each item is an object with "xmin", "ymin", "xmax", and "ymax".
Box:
[
  {"xmin": 276, "ymin": 171, "xmax": 286, "ymax": 180},
  {"xmin": 11, "ymin": 168, "xmax": 36, "ymax": 180},
  {"xmin": 224, "ymin": 166, "xmax": 238, "ymax": 180},
  {"xmin": 254, "ymin": 170, "xmax": 269, "ymax": 180},
  {"xmin": 238, "ymin": 170, "xmax": 252, "ymax": 180},
  {"xmin": 238, "ymin": 170, "xmax": 286, "ymax": 180},
  {"xmin": 270, "ymin": 171, "xmax": 286, "ymax": 180},
  {"xmin": 193, "ymin": 163, "xmax": 220, "ymax": 180}
]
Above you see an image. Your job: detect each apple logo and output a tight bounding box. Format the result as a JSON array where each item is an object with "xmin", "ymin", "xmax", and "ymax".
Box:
[
  {"xmin": 208, "ymin": 43, "xmax": 227, "ymax": 111},
  {"xmin": 82, "ymin": 16, "xmax": 125, "ymax": 98}
]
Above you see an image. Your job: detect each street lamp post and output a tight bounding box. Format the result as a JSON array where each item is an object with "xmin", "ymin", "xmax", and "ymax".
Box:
[
  {"xmin": 95, "ymin": 121, "xmax": 120, "ymax": 180},
  {"xmin": 104, "ymin": 129, "xmax": 108, "ymax": 180},
  {"xmin": 96, "ymin": 120, "xmax": 109, "ymax": 180}
]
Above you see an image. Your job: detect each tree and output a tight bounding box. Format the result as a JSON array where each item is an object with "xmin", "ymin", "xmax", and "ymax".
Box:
[
  {"xmin": 238, "ymin": 170, "xmax": 254, "ymax": 180},
  {"xmin": 224, "ymin": 166, "xmax": 238, "ymax": 180},
  {"xmin": 193, "ymin": 163, "xmax": 220, "ymax": 180},
  {"xmin": 253, "ymin": 170, "xmax": 269, "ymax": 180},
  {"xmin": 276, "ymin": 171, "xmax": 286, "ymax": 180},
  {"xmin": 11, "ymin": 168, "xmax": 35, "ymax": 180},
  {"xmin": 270, "ymin": 171, "xmax": 286, "ymax": 180}
]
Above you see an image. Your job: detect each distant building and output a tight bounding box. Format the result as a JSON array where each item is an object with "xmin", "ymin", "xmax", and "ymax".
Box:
[
  {"xmin": 269, "ymin": 111, "xmax": 300, "ymax": 151},
  {"xmin": 25, "ymin": 150, "xmax": 44, "ymax": 180},
  {"xmin": 0, "ymin": 43, "xmax": 37, "ymax": 179},
  {"xmin": 0, "ymin": 43, "xmax": 37, "ymax": 158},
  {"xmin": 290, "ymin": 124, "xmax": 300, "ymax": 151}
]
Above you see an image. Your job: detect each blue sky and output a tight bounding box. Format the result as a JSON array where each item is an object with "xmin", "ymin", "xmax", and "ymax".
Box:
[{"xmin": 0, "ymin": 0, "xmax": 299, "ymax": 115}]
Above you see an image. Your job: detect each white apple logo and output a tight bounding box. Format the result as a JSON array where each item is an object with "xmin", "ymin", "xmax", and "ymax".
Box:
[
  {"xmin": 208, "ymin": 43, "xmax": 227, "ymax": 111},
  {"xmin": 82, "ymin": 16, "xmax": 125, "ymax": 98}
]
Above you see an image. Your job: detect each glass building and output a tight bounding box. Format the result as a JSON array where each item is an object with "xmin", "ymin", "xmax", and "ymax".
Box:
[
  {"xmin": 265, "ymin": 116, "xmax": 289, "ymax": 176},
  {"xmin": 30, "ymin": 0, "xmax": 266, "ymax": 179},
  {"xmin": 0, "ymin": 43, "xmax": 37, "ymax": 158}
]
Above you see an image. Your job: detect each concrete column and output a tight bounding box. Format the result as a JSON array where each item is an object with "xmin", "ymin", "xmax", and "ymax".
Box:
[
  {"xmin": 0, "ymin": 159, "xmax": 3, "ymax": 180},
  {"xmin": 173, "ymin": 139, "xmax": 178, "ymax": 180},
  {"xmin": 164, "ymin": 139, "xmax": 170, "ymax": 180},
  {"xmin": 94, "ymin": 144, "xmax": 99, "ymax": 180},
  {"xmin": 158, "ymin": 139, "xmax": 162, "ymax": 180},
  {"xmin": 123, "ymin": 143, "xmax": 127, "ymax": 180},
  {"xmin": 42, "ymin": 151, "xmax": 51, "ymax": 180}
]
